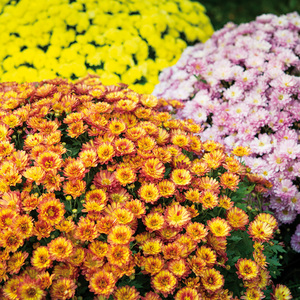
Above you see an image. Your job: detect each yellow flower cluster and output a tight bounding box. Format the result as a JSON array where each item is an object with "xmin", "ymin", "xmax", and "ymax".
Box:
[
  {"xmin": 0, "ymin": 0, "xmax": 214, "ymax": 93},
  {"xmin": 0, "ymin": 75, "xmax": 291, "ymax": 299}
]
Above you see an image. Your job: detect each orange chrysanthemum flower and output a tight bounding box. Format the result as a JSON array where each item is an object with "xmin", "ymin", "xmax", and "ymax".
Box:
[
  {"xmin": 48, "ymin": 237, "xmax": 73, "ymax": 262},
  {"xmin": 220, "ymin": 172, "xmax": 240, "ymax": 191},
  {"xmin": 17, "ymin": 277, "xmax": 46, "ymax": 300},
  {"xmin": 96, "ymin": 215, "xmax": 117, "ymax": 234},
  {"xmin": 201, "ymin": 268, "xmax": 224, "ymax": 293},
  {"xmin": 106, "ymin": 244, "xmax": 130, "ymax": 267},
  {"xmin": 158, "ymin": 227, "xmax": 180, "ymax": 242},
  {"xmin": 97, "ymin": 142, "xmax": 115, "ymax": 164},
  {"xmin": 33, "ymin": 219, "xmax": 53, "ymax": 240},
  {"xmin": 187, "ymin": 255, "xmax": 206, "ymax": 276},
  {"xmin": 236, "ymin": 258, "xmax": 259, "ymax": 281},
  {"xmin": 31, "ymin": 246, "xmax": 52, "ymax": 271},
  {"xmin": 114, "ymin": 138, "xmax": 136, "ymax": 156},
  {"xmin": 50, "ymin": 278, "xmax": 77, "ymax": 300},
  {"xmin": 207, "ymin": 217, "xmax": 232, "ymax": 238},
  {"xmin": 63, "ymin": 179, "xmax": 86, "ymax": 198},
  {"xmin": 142, "ymin": 238, "xmax": 163, "ymax": 256},
  {"xmin": 168, "ymin": 258, "xmax": 190, "ymax": 278},
  {"xmin": 226, "ymin": 207, "xmax": 249, "ymax": 230},
  {"xmin": 68, "ymin": 247, "xmax": 85, "ymax": 266},
  {"xmin": 64, "ymin": 159, "xmax": 86, "ymax": 181},
  {"xmin": 89, "ymin": 241, "xmax": 108, "ymax": 259},
  {"xmin": 7, "ymin": 251, "xmax": 29, "ymax": 275},
  {"xmin": 23, "ymin": 166, "xmax": 45, "ymax": 184},
  {"xmin": 141, "ymin": 158, "xmax": 165, "ymax": 181},
  {"xmin": 196, "ymin": 246, "xmax": 216, "ymax": 268},
  {"xmin": 142, "ymin": 291, "xmax": 163, "ymax": 300},
  {"xmin": 171, "ymin": 131, "xmax": 190, "ymax": 149},
  {"xmin": 162, "ymin": 242, "xmax": 184, "ymax": 260},
  {"xmin": 248, "ymin": 220, "xmax": 274, "ymax": 243},
  {"xmin": 0, "ymin": 208, "xmax": 17, "ymax": 230},
  {"xmin": 37, "ymin": 271, "xmax": 55, "ymax": 289},
  {"xmin": 74, "ymin": 217, "xmax": 99, "ymax": 242},
  {"xmin": 56, "ymin": 218, "xmax": 76, "ymax": 233},
  {"xmin": 143, "ymin": 256, "xmax": 164, "ymax": 275},
  {"xmin": 231, "ymin": 145, "xmax": 251, "ymax": 157},
  {"xmin": 271, "ymin": 284, "xmax": 292, "ymax": 300},
  {"xmin": 67, "ymin": 120, "xmax": 88, "ymax": 138},
  {"xmin": 3, "ymin": 277, "xmax": 22, "ymax": 300},
  {"xmin": 152, "ymin": 270, "xmax": 177, "ymax": 298},
  {"xmin": 175, "ymin": 287, "xmax": 200, "ymax": 300},
  {"xmin": 143, "ymin": 212, "xmax": 165, "ymax": 232},
  {"xmin": 203, "ymin": 149, "xmax": 226, "ymax": 169},
  {"xmin": 36, "ymin": 151, "xmax": 62, "ymax": 172},
  {"xmin": 255, "ymin": 213, "xmax": 278, "ymax": 231},
  {"xmin": 114, "ymin": 285, "xmax": 140, "ymax": 300},
  {"xmin": 1, "ymin": 229, "xmax": 24, "ymax": 252},
  {"xmin": 165, "ymin": 204, "xmax": 191, "ymax": 229},
  {"xmin": 124, "ymin": 200, "xmax": 145, "ymax": 218},
  {"xmin": 186, "ymin": 222, "xmax": 208, "ymax": 242},
  {"xmin": 171, "ymin": 169, "xmax": 191, "ymax": 187},
  {"xmin": 157, "ymin": 180, "xmax": 176, "ymax": 198},
  {"xmin": 37, "ymin": 196, "xmax": 65, "ymax": 226},
  {"xmin": 241, "ymin": 287, "xmax": 265, "ymax": 300},
  {"xmin": 223, "ymin": 156, "xmax": 243, "ymax": 173},
  {"xmin": 218, "ymin": 195, "xmax": 234, "ymax": 210},
  {"xmin": 108, "ymin": 224, "xmax": 133, "ymax": 245},
  {"xmin": 185, "ymin": 188, "xmax": 201, "ymax": 203},
  {"xmin": 139, "ymin": 183, "xmax": 160, "ymax": 204},
  {"xmin": 79, "ymin": 149, "xmax": 98, "ymax": 168},
  {"xmin": 111, "ymin": 208, "xmax": 134, "ymax": 225},
  {"xmin": 200, "ymin": 191, "xmax": 219, "ymax": 210},
  {"xmin": 115, "ymin": 166, "xmax": 136, "ymax": 186},
  {"xmin": 125, "ymin": 126, "xmax": 147, "ymax": 141},
  {"xmin": 43, "ymin": 170, "xmax": 64, "ymax": 192},
  {"xmin": 197, "ymin": 176, "xmax": 220, "ymax": 194}
]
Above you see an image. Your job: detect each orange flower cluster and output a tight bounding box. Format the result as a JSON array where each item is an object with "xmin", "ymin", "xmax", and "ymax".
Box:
[{"xmin": 0, "ymin": 75, "xmax": 291, "ymax": 299}]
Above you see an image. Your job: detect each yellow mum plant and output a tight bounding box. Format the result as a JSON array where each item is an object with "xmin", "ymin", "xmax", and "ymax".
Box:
[
  {"xmin": 0, "ymin": 75, "xmax": 292, "ymax": 299},
  {"xmin": 0, "ymin": 0, "xmax": 213, "ymax": 94}
]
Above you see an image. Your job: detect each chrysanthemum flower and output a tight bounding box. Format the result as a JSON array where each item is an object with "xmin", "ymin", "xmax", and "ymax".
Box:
[
  {"xmin": 37, "ymin": 196, "xmax": 65, "ymax": 226},
  {"xmin": 7, "ymin": 251, "xmax": 29, "ymax": 275},
  {"xmin": 108, "ymin": 118, "xmax": 127, "ymax": 136},
  {"xmin": 37, "ymin": 271, "xmax": 55, "ymax": 290},
  {"xmin": 115, "ymin": 166, "xmax": 136, "ymax": 186},
  {"xmin": 207, "ymin": 217, "xmax": 232, "ymax": 238},
  {"xmin": 48, "ymin": 236, "xmax": 73, "ymax": 262},
  {"xmin": 55, "ymin": 218, "xmax": 76, "ymax": 233},
  {"xmin": 111, "ymin": 208, "xmax": 134, "ymax": 225},
  {"xmin": 152, "ymin": 270, "xmax": 177, "ymax": 298},
  {"xmin": 31, "ymin": 246, "xmax": 52, "ymax": 271},
  {"xmin": 196, "ymin": 246, "xmax": 217, "ymax": 268},
  {"xmin": 141, "ymin": 158, "xmax": 165, "ymax": 181},
  {"xmin": 142, "ymin": 291, "xmax": 162, "ymax": 300},
  {"xmin": 63, "ymin": 179, "xmax": 86, "ymax": 198},
  {"xmin": 68, "ymin": 247, "xmax": 85, "ymax": 266},
  {"xmin": 226, "ymin": 207, "xmax": 249, "ymax": 230},
  {"xmin": 157, "ymin": 180, "xmax": 176, "ymax": 198},
  {"xmin": 232, "ymin": 146, "xmax": 251, "ymax": 157},
  {"xmin": 114, "ymin": 138, "xmax": 136, "ymax": 156},
  {"xmin": 74, "ymin": 217, "xmax": 99, "ymax": 242},
  {"xmin": 186, "ymin": 222, "xmax": 208, "ymax": 242},
  {"xmin": 23, "ymin": 166, "xmax": 45, "ymax": 184},
  {"xmin": 114, "ymin": 285, "xmax": 140, "ymax": 300},
  {"xmin": 201, "ymin": 268, "xmax": 224, "ymax": 293},
  {"xmin": 171, "ymin": 169, "xmax": 191, "ymax": 187},
  {"xmin": 236, "ymin": 258, "xmax": 259, "ymax": 281},
  {"xmin": 220, "ymin": 172, "xmax": 240, "ymax": 191},
  {"xmin": 255, "ymin": 213, "xmax": 278, "ymax": 230},
  {"xmin": 158, "ymin": 227, "xmax": 180, "ymax": 242},
  {"xmin": 175, "ymin": 287, "xmax": 200, "ymax": 300},
  {"xmin": 42, "ymin": 170, "xmax": 64, "ymax": 192},
  {"xmin": 36, "ymin": 151, "xmax": 62, "ymax": 172},
  {"xmin": 139, "ymin": 183, "xmax": 160, "ymax": 204},
  {"xmin": 97, "ymin": 142, "xmax": 115, "ymax": 164},
  {"xmin": 248, "ymin": 220, "xmax": 274, "ymax": 242},
  {"xmin": 162, "ymin": 242, "xmax": 184, "ymax": 260},
  {"xmin": 168, "ymin": 258, "xmax": 190, "ymax": 278},
  {"xmin": 106, "ymin": 245, "xmax": 130, "ymax": 267},
  {"xmin": 108, "ymin": 224, "xmax": 133, "ymax": 245},
  {"xmin": 143, "ymin": 212, "xmax": 165, "ymax": 232},
  {"xmin": 200, "ymin": 190, "xmax": 219, "ymax": 210},
  {"xmin": 187, "ymin": 256, "xmax": 206, "ymax": 276},
  {"xmin": 142, "ymin": 238, "xmax": 163, "ymax": 256},
  {"xmin": 50, "ymin": 278, "xmax": 77, "ymax": 300},
  {"xmin": 96, "ymin": 215, "xmax": 117, "ymax": 234},
  {"xmin": 0, "ymin": 208, "xmax": 17, "ymax": 230},
  {"xmin": 165, "ymin": 204, "xmax": 191, "ymax": 229},
  {"xmin": 203, "ymin": 150, "xmax": 226, "ymax": 169},
  {"xmin": 144, "ymin": 256, "xmax": 164, "ymax": 275},
  {"xmin": 33, "ymin": 219, "xmax": 53, "ymax": 240},
  {"xmin": 1, "ymin": 229, "xmax": 24, "ymax": 252},
  {"xmin": 271, "ymin": 284, "xmax": 292, "ymax": 300},
  {"xmin": 63, "ymin": 159, "xmax": 86, "ymax": 181},
  {"xmin": 241, "ymin": 287, "xmax": 265, "ymax": 300},
  {"xmin": 3, "ymin": 277, "xmax": 22, "ymax": 300},
  {"xmin": 218, "ymin": 195, "xmax": 234, "ymax": 210},
  {"xmin": 17, "ymin": 276, "xmax": 46, "ymax": 300},
  {"xmin": 125, "ymin": 200, "xmax": 145, "ymax": 218}
]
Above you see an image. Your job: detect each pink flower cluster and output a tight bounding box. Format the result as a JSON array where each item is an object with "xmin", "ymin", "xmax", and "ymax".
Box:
[{"xmin": 153, "ymin": 12, "xmax": 300, "ymax": 252}]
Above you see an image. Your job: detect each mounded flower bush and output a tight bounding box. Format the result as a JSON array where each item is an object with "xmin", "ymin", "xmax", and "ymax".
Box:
[
  {"xmin": 0, "ymin": 0, "xmax": 213, "ymax": 94},
  {"xmin": 153, "ymin": 12, "xmax": 300, "ymax": 252},
  {"xmin": 0, "ymin": 75, "xmax": 292, "ymax": 299}
]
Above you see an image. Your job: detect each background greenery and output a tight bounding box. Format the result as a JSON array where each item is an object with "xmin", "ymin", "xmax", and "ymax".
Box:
[{"xmin": 196, "ymin": 0, "xmax": 299, "ymax": 30}]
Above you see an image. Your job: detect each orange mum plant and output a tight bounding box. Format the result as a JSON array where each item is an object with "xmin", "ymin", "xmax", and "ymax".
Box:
[{"xmin": 0, "ymin": 75, "xmax": 291, "ymax": 299}]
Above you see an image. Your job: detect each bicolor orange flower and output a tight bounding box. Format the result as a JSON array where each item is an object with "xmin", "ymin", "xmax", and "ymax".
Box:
[
  {"xmin": 139, "ymin": 183, "xmax": 160, "ymax": 204},
  {"xmin": 23, "ymin": 166, "xmax": 45, "ymax": 184},
  {"xmin": 271, "ymin": 284, "xmax": 292, "ymax": 300},
  {"xmin": 158, "ymin": 227, "xmax": 180, "ymax": 242},
  {"xmin": 31, "ymin": 246, "xmax": 52, "ymax": 271},
  {"xmin": 37, "ymin": 271, "xmax": 55, "ymax": 289},
  {"xmin": 226, "ymin": 207, "xmax": 249, "ymax": 230},
  {"xmin": 187, "ymin": 255, "xmax": 206, "ymax": 276},
  {"xmin": 7, "ymin": 251, "xmax": 29, "ymax": 275},
  {"xmin": 163, "ymin": 242, "xmax": 184, "ymax": 260},
  {"xmin": 17, "ymin": 277, "xmax": 46, "ymax": 300},
  {"xmin": 220, "ymin": 172, "xmax": 240, "ymax": 191},
  {"xmin": 33, "ymin": 220, "xmax": 53, "ymax": 240},
  {"xmin": 175, "ymin": 287, "xmax": 200, "ymax": 300},
  {"xmin": 111, "ymin": 208, "xmax": 134, "ymax": 225},
  {"xmin": 125, "ymin": 125, "xmax": 147, "ymax": 141},
  {"xmin": 78, "ymin": 149, "xmax": 98, "ymax": 168},
  {"xmin": 197, "ymin": 176, "xmax": 220, "ymax": 194},
  {"xmin": 114, "ymin": 138, "xmax": 136, "ymax": 156},
  {"xmin": 107, "ymin": 244, "xmax": 130, "ymax": 267},
  {"xmin": 96, "ymin": 215, "xmax": 117, "ymax": 234},
  {"xmin": 142, "ymin": 291, "xmax": 163, "ymax": 300},
  {"xmin": 114, "ymin": 285, "xmax": 140, "ymax": 300},
  {"xmin": 218, "ymin": 195, "xmax": 234, "ymax": 210},
  {"xmin": 168, "ymin": 258, "xmax": 190, "ymax": 278},
  {"xmin": 36, "ymin": 151, "xmax": 62, "ymax": 172},
  {"xmin": 201, "ymin": 268, "xmax": 224, "ymax": 293},
  {"xmin": 3, "ymin": 277, "xmax": 22, "ymax": 300},
  {"xmin": 248, "ymin": 220, "xmax": 274, "ymax": 242},
  {"xmin": 64, "ymin": 159, "xmax": 86, "ymax": 181},
  {"xmin": 9, "ymin": 150, "xmax": 29, "ymax": 172},
  {"xmin": 68, "ymin": 247, "xmax": 85, "ymax": 266},
  {"xmin": 173, "ymin": 153, "xmax": 191, "ymax": 169},
  {"xmin": 196, "ymin": 246, "xmax": 216, "ymax": 268},
  {"xmin": 171, "ymin": 168, "xmax": 192, "ymax": 188},
  {"xmin": 63, "ymin": 179, "xmax": 86, "ymax": 198},
  {"xmin": 89, "ymin": 241, "xmax": 108, "ymax": 259},
  {"xmin": 165, "ymin": 204, "xmax": 191, "ymax": 229},
  {"xmin": 43, "ymin": 170, "xmax": 64, "ymax": 192},
  {"xmin": 56, "ymin": 218, "xmax": 76, "ymax": 233},
  {"xmin": 48, "ymin": 237, "xmax": 73, "ymax": 262},
  {"xmin": 50, "ymin": 278, "xmax": 77, "ymax": 300},
  {"xmin": 231, "ymin": 145, "xmax": 251, "ymax": 157},
  {"xmin": 142, "ymin": 238, "xmax": 163, "ymax": 256},
  {"xmin": 107, "ymin": 224, "xmax": 133, "ymax": 245},
  {"xmin": 171, "ymin": 131, "xmax": 190, "ymax": 149},
  {"xmin": 0, "ymin": 208, "xmax": 17, "ymax": 230},
  {"xmin": 115, "ymin": 166, "xmax": 136, "ymax": 186},
  {"xmin": 141, "ymin": 158, "xmax": 165, "ymax": 181},
  {"xmin": 200, "ymin": 191, "xmax": 219, "ymax": 210},
  {"xmin": 255, "ymin": 213, "xmax": 278, "ymax": 231},
  {"xmin": 75, "ymin": 217, "xmax": 99, "ymax": 242},
  {"xmin": 67, "ymin": 120, "xmax": 88, "ymax": 138},
  {"xmin": 186, "ymin": 222, "xmax": 208, "ymax": 242},
  {"xmin": 143, "ymin": 212, "xmax": 165, "ymax": 232},
  {"xmin": 223, "ymin": 156, "xmax": 243, "ymax": 173},
  {"xmin": 236, "ymin": 258, "xmax": 259, "ymax": 281},
  {"xmin": 125, "ymin": 200, "xmax": 145, "ymax": 218},
  {"xmin": 137, "ymin": 136, "xmax": 156, "ymax": 153},
  {"xmin": 1, "ymin": 229, "xmax": 24, "ymax": 252},
  {"xmin": 37, "ymin": 196, "xmax": 65, "ymax": 226},
  {"xmin": 207, "ymin": 217, "xmax": 231, "ymax": 238},
  {"xmin": 203, "ymin": 149, "xmax": 226, "ymax": 169},
  {"xmin": 143, "ymin": 255, "xmax": 164, "ymax": 275},
  {"xmin": 157, "ymin": 180, "xmax": 176, "ymax": 198},
  {"xmin": 185, "ymin": 188, "xmax": 201, "ymax": 203},
  {"xmin": 152, "ymin": 270, "xmax": 177, "ymax": 298},
  {"xmin": 97, "ymin": 142, "xmax": 115, "ymax": 164}
]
